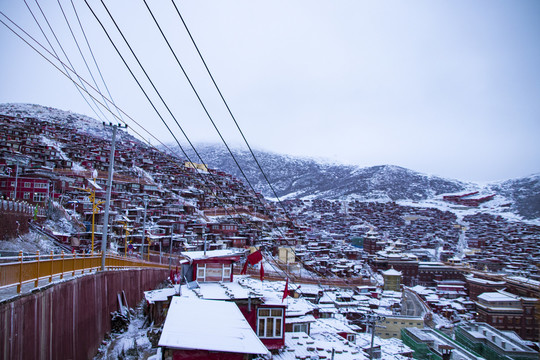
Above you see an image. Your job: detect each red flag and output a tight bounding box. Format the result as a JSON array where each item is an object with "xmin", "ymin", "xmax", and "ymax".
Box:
[
  {"xmin": 241, "ymin": 260, "xmax": 248, "ymax": 275},
  {"xmin": 260, "ymin": 263, "xmax": 264, "ymax": 281},
  {"xmin": 247, "ymin": 250, "xmax": 263, "ymax": 265},
  {"xmin": 241, "ymin": 250, "xmax": 263, "ymax": 276},
  {"xmin": 282, "ymin": 278, "xmax": 289, "ymax": 302}
]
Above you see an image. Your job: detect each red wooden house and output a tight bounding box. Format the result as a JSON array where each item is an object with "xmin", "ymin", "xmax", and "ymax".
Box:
[
  {"xmin": 0, "ymin": 176, "xmax": 49, "ymax": 204},
  {"xmin": 177, "ymin": 250, "xmax": 287, "ymax": 351},
  {"xmin": 181, "ymin": 250, "xmax": 244, "ymax": 283},
  {"xmin": 159, "ymin": 297, "xmax": 269, "ymax": 359}
]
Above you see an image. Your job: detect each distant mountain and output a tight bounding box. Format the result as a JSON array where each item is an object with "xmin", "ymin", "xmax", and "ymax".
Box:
[
  {"xmin": 2, "ymin": 103, "xmax": 537, "ymax": 220},
  {"xmin": 489, "ymin": 175, "xmax": 540, "ymax": 220},
  {"xmin": 170, "ymin": 143, "xmax": 540, "ymax": 220},
  {"xmin": 172, "ymin": 143, "xmax": 468, "ymax": 199}
]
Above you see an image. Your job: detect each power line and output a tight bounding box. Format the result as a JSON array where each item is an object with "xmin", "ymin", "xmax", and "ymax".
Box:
[
  {"xmin": 31, "ymin": 0, "xmax": 110, "ymax": 123},
  {"xmin": 170, "ymin": 0, "xmax": 296, "ymax": 225},
  {"xmin": 142, "ymin": 1, "xmax": 294, "ymax": 239},
  {"xmin": 142, "ymin": 0, "xmax": 267, "ymax": 208},
  {"xmin": 22, "ymin": 0, "xmax": 105, "ymax": 123},
  {"xmin": 56, "ymin": 0, "xmax": 116, "ymax": 121},
  {"xmin": 0, "ymin": 11, "xmax": 161, "ymax": 151},
  {"xmin": 0, "ymin": 10, "xmax": 244, "ymax": 229},
  {"xmin": 2, "ymin": 5, "xmax": 326, "ymax": 287},
  {"xmin": 86, "ymin": 0, "xmax": 256, "ymax": 226},
  {"xmin": 163, "ymin": 2, "xmax": 327, "ymax": 283},
  {"xmin": 69, "ymin": 0, "xmax": 125, "ymax": 123}
]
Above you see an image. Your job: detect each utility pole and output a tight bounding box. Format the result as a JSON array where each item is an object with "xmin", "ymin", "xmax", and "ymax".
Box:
[
  {"xmin": 13, "ymin": 159, "xmax": 18, "ymax": 199},
  {"xmin": 364, "ymin": 312, "xmax": 386, "ymax": 360},
  {"xmin": 101, "ymin": 123, "xmax": 127, "ymax": 270},
  {"xmin": 141, "ymin": 195, "xmax": 149, "ymax": 258},
  {"xmin": 169, "ymin": 224, "xmax": 173, "ymax": 272}
]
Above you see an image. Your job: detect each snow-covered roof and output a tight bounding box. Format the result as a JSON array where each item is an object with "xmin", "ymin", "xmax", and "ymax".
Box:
[
  {"xmin": 86, "ymin": 178, "xmax": 102, "ymax": 190},
  {"xmin": 180, "ymin": 249, "xmax": 246, "ymax": 261},
  {"xmin": 311, "ymin": 317, "xmax": 361, "ymax": 334},
  {"xmin": 285, "ymin": 297, "xmax": 317, "ymax": 317},
  {"xmin": 159, "ymin": 297, "xmax": 269, "ymax": 355},
  {"xmin": 382, "ymin": 268, "xmax": 402, "ymax": 276},
  {"xmin": 477, "ymin": 291, "xmax": 519, "ymax": 302},
  {"xmin": 180, "ymin": 280, "xmax": 261, "ymax": 301},
  {"xmin": 286, "ymin": 314, "xmax": 317, "ymax": 324},
  {"xmin": 144, "ymin": 286, "xmax": 179, "ymax": 304},
  {"xmin": 275, "ymin": 332, "xmax": 365, "ymax": 360}
]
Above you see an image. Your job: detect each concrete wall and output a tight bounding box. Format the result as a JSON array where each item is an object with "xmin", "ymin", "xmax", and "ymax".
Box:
[{"xmin": 0, "ymin": 268, "xmax": 168, "ymax": 360}]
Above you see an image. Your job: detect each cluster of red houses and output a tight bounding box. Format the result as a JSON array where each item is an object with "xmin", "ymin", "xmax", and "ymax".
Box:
[{"xmin": 443, "ymin": 191, "xmax": 496, "ymax": 207}]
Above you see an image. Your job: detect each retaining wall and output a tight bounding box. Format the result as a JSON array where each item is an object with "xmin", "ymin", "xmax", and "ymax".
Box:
[
  {"xmin": 0, "ymin": 268, "xmax": 168, "ymax": 359},
  {"xmin": 0, "ymin": 199, "xmax": 46, "ymax": 240}
]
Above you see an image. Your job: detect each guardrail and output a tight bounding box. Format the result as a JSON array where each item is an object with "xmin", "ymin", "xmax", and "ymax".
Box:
[
  {"xmin": 0, "ymin": 198, "xmax": 46, "ymax": 217},
  {"xmin": 0, "ymin": 251, "xmax": 169, "ymax": 294}
]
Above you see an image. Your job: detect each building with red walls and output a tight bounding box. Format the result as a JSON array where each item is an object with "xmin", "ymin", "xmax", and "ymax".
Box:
[
  {"xmin": 174, "ymin": 250, "xmax": 287, "ymax": 351},
  {"xmin": 159, "ymin": 297, "xmax": 269, "ymax": 359},
  {"xmin": 0, "ymin": 176, "xmax": 50, "ymax": 204}
]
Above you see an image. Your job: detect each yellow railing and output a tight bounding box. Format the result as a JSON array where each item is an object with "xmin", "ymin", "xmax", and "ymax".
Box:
[{"xmin": 0, "ymin": 251, "xmax": 169, "ymax": 294}]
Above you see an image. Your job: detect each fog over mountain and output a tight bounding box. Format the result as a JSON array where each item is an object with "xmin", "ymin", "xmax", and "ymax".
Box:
[{"xmin": 1, "ymin": 103, "xmax": 538, "ymax": 220}]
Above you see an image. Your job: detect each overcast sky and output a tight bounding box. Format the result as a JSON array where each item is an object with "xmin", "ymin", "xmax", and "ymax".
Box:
[{"xmin": 1, "ymin": 1, "xmax": 539, "ymax": 182}]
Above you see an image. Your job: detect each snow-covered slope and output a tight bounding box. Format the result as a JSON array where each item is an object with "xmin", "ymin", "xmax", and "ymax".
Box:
[
  {"xmin": 1, "ymin": 103, "xmax": 537, "ymax": 220},
  {"xmin": 0, "ymin": 103, "xmax": 135, "ymax": 143},
  {"xmin": 171, "ymin": 143, "xmax": 540, "ymax": 220}
]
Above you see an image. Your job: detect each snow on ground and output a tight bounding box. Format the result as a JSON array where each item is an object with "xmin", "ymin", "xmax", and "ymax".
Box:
[
  {"xmin": 0, "ymin": 231, "xmax": 56, "ymax": 254},
  {"xmin": 94, "ymin": 301, "xmax": 157, "ymax": 360}
]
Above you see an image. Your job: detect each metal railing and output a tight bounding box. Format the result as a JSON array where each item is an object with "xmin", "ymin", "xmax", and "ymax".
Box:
[{"xmin": 0, "ymin": 250, "xmax": 169, "ymax": 294}]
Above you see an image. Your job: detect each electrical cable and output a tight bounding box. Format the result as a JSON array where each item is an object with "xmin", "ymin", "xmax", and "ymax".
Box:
[
  {"xmin": 3, "ymin": 6, "xmax": 328, "ymax": 287},
  {"xmin": 56, "ymin": 0, "xmax": 116, "ymax": 121},
  {"xmin": 142, "ymin": 1, "xmax": 293, "ymax": 236},
  {"xmin": 69, "ymin": 0, "xmax": 125, "ymax": 123},
  {"xmin": 170, "ymin": 0, "xmax": 296, "ymax": 225},
  {"xmin": 163, "ymin": 2, "xmax": 327, "ymax": 284},
  {"xmin": 0, "ymin": 11, "xmax": 245, "ymax": 229},
  {"xmin": 31, "ymin": 0, "xmax": 110, "ymax": 123},
  {"xmin": 86, "ymin": 0, "xmax": 258, "ymax": 226},
  {"xmin": 22, "ymin": 0, "xmax": 106, "ymax": 124},
  {"xmin": 142, "ymin": 0, "xmax": 275, "ymax": 217}
]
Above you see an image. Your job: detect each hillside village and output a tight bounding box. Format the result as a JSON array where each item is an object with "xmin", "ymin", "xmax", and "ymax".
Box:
[{"xmin": 0, "ymin": 105, "xmax": 539, "ymax": 359}]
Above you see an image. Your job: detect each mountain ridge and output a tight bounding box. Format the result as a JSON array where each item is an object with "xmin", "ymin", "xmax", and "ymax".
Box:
[
  {"xmin": 171, "ymin": 143, "xmax": 540, "ymax": 220},
  {"xmin": 1, "ymin": 103, "xmax": 537, "ymax": 220}
]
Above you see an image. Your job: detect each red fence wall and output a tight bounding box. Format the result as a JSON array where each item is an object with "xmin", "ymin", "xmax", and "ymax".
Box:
[{"xmin": 0, "ymin": 268, "xmax": 168, "ymax": 359}]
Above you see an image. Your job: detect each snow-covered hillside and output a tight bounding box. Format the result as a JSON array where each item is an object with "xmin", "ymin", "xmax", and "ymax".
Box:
[
  {"xmin": 0, "ymin": 103, "xmax": 136, "ymax": 143},
  {"xmin": 170, "ymin": 143, "xmax": 540, "ymax": 220}
]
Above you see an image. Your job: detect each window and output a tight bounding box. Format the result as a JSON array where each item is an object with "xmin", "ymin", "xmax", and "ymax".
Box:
[
  {"xmin": 33, "ymin": 193, "xmax": 46, "ymax": 202},
  {"xmin": 257, "ymin": 308, "xmax": 283, "ymax": 338},
  {"xmin": 34, "ymin": 183, "xmax": 48, "ymax": 189},
  {"xmin": 222, "ymin": 264, "xmax": 231, "ymax": 281},
  {"xmin": 292, "ymin": 323, "xmax": 308, "ymax": 333},
  {"xmin": 24, "ymin": 182, "xmax": 32, "ymax": 188},
  {"xmin": 23, "ymin": 192, "xmax": 30, "ymax": 200},
  {"xmin": 347, "ymin": 334, "xmax": 356, "ymax": 342},
  {"xmin": 196, "ymin": 264, "xmax": 206, "ymax": 281}
]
